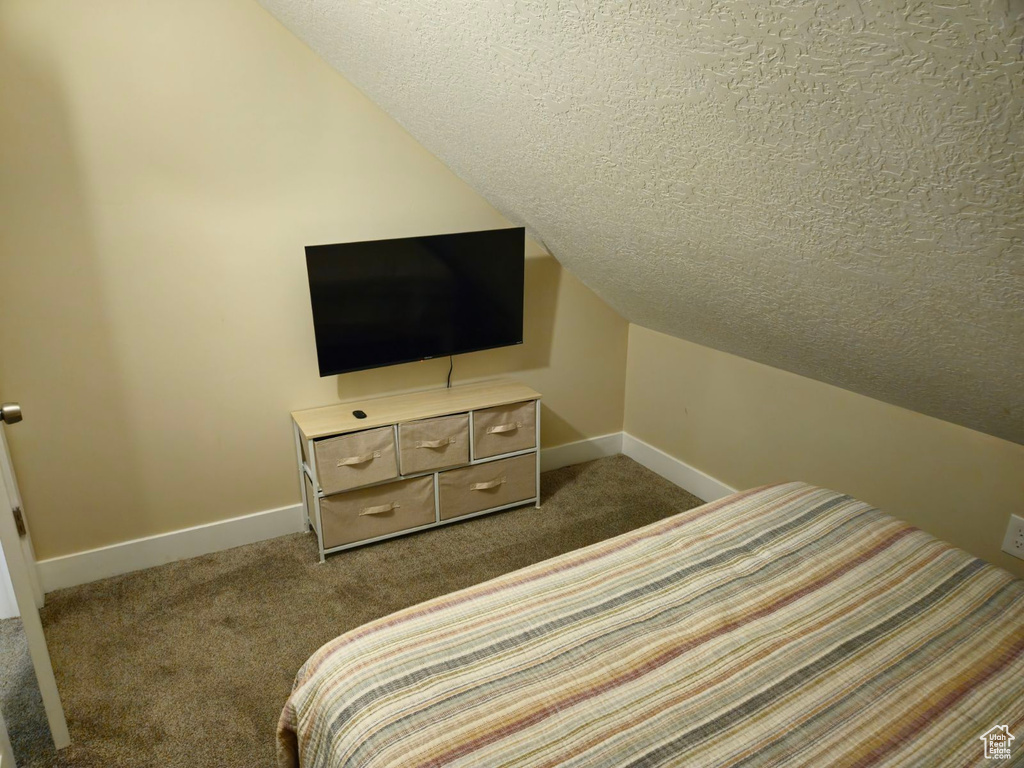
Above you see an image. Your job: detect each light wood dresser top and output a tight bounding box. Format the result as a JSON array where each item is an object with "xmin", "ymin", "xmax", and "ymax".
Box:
[{"xmin": 291, "ymin": 380, "xmax": 541, "ymax": 439}]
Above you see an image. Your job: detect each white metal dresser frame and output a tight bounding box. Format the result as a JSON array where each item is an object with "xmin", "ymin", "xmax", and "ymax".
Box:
[{"xmin": 293, "ymin": 398, "xmax": 541, "ymax": 563}]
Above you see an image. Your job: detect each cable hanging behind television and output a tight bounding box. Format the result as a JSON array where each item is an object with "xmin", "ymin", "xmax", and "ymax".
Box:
[{"xmin": 305, "ymin": 227, "xmax": 525, "ymax": 377}]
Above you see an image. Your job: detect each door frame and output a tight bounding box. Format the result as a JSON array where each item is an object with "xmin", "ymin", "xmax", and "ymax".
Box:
[
  {"xmin": 0, "ymin": 426, "xmax": 42, "ymax": 609},
  {"xmin": 0, "ymin": 555, "xmax": 17, "ymax": 620},
  {"xmin": 0, "ymin": 423, "xmax": 69, "ymax": 749},
  {"xmin": 0, "ymin": 705, "xmax": 14, "ymax": 767}
]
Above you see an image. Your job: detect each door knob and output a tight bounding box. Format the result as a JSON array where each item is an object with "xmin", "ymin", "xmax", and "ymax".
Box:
[{"xmin": 0, "ymin": 403, "xmax": 22, "ymax": 424}]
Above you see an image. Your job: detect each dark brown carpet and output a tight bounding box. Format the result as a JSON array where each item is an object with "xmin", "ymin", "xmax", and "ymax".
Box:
[{"xmin": 1, "ymin": 455, "xmax": 702, "ymax": 767}]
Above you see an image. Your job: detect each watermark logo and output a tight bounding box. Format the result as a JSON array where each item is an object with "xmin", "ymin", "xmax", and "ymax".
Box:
[{"xmin": 980, "ymin": 726, "xmax": 1014, "ymax": 760}]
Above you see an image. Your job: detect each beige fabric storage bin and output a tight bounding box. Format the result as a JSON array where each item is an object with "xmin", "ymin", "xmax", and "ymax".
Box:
[
  {"xmin": 315, "ymin": 426, "xmax": 398, "ymax": 494},
  {"xmin": 320, "ymin": 476, "xmax": 435, "ymax": 549},
  {"xmin": 399, "ymin": 414, "xmax": 470, "ymax": 475},
  {"xmin": 439, "ymin": 454, "xmax": 536, "ymax": 521},
  {"xmin": 472, "ymin": 400, "xmax": 536, "ymax": 459}
]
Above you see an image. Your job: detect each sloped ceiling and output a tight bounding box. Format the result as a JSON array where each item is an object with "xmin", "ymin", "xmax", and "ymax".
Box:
[{"xmin": 257, "ymin": 0, "xmax": 1024, "ymax": 444}]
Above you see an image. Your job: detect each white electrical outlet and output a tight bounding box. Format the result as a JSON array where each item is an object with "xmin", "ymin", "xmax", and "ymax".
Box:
[{"xmin": 1001, "ymin": 514, "xmax": 1024, "ymax": 561}]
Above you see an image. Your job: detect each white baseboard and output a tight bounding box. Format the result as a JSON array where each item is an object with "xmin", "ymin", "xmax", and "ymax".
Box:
[
  {"xmin": 34, "ymin": 433, "xmax": 733, "ymax": 593},
  {"xmin": 37, "ymin": 503, "xmax": 306, "ymax": 593},
  {"xmin": 33, "ymin": 436, "xmax": 623, "ymax": 593},
  {"xmin": 621, "ymin": 433, "xmax": 736, "ymax": 502},
  {"xmin": 540, "ymin": 433, "xmax": 623, "ymax": 472}
]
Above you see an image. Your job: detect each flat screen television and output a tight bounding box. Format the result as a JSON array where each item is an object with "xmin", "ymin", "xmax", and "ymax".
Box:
[{"xmin": 305, "ymin": 227, "xmax": 525, "ymax": 376}]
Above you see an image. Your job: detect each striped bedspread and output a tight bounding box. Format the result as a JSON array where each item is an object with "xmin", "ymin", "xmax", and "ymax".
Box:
[{"xmin": 277, "ymin": 483, "xmax": 1024, "ymax": 767}]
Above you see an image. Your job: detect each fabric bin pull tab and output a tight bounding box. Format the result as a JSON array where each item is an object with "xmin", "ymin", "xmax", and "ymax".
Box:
[
  {"xmin": 486, "ymin": 422, "xmax": 522, "ymax": 434},
  {"xmin": 416, "ymin": 437, "xmax": 455, "ymax": 449},
  {"xmin": 337, "ymin": 450, "xmax": 381, "ymax": 467},
  {"xmin": 471, "ymin": 477, "xmax": 506, "ymax": 491},
  {"xmin": 360, "ymin": 501, "xmax": 400, "ymax": 516}
]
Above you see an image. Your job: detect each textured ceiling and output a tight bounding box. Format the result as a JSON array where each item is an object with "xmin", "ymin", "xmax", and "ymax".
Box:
[{"xmin": 257, "ymin": 0, "xmax": 1024, "ymax": 443}]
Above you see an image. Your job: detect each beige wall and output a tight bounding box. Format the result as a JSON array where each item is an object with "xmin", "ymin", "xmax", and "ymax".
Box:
[
  {"xmin": 625, "ymin": 325, "xmax": 1024, "ymax": 578},
  {"xmin": 0, "ymin": 0, "xmax": 627, "ymax": 560},
  {"xmin": 5, "ymin": 0, "xmax": 1014, "ymax": 585}
]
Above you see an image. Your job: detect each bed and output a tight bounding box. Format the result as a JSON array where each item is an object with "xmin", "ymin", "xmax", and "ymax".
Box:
[{"xmin": 277, "ymin": 482, "xmax": 1024, "ymax": 767}]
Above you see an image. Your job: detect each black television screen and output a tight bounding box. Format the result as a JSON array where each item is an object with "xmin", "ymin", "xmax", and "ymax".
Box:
[{"xmin": 305, "ymin": 227, "xmax": 525, "ymax": 376}]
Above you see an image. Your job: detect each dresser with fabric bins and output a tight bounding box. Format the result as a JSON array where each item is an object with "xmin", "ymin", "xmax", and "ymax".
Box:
[{"xmin": 291, "ymin": 380, "xmax": 541, "ymax": 561}]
